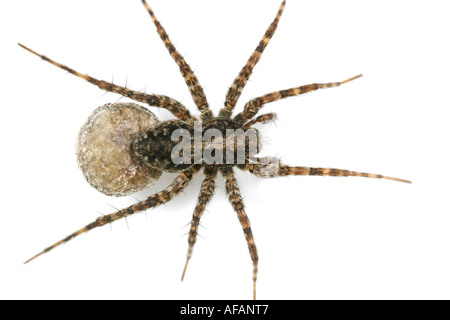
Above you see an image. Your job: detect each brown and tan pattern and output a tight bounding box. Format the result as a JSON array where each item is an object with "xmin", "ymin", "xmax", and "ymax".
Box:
[
  {"xmin": 18, "ymin": 43, "xmax": 192, "ymax": 122},
  {"xmin": 222, "ymin": 167, "xmax": 259, "ymax": 300},
  {"xmin": 141, "ymin": 0, "xmax": 211, "ymax": 119},
  {"xmin": 24, "ymin": 168, "xmax": 197, "ymax": 264},
  {"xmin": 235, "ymin": 74, "xmax": 363, "ymax": 124},
  {"xmin": 21, "ymin": 1, "xmax": 410, "ymax": 299},
  {"xmin": 249, "ymin": 158, "xmax": 411, "ymax": 183},
  {"xmin": 181, "ymin": 167, "xmax": 218, "ymax": 282},
  {"xmin": 220, "ymin": 0, "xmax": 287, "ymax": 118}
]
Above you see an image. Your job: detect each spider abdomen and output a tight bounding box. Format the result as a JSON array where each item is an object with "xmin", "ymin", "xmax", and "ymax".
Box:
[{"xmin": 76, "ymin": 103, "xmax": 162, "ymax": 197}]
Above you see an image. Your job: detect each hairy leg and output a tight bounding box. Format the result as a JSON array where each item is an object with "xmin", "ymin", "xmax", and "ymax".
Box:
[
  {"xmin": 247, "ymin": 158, "xmax": 411, "ymax": 183},
  {"xmin": 244, "ymin": 113, "xmax": 277, "ymax": 129},
  {"xmin": 220, "ymin": 0, "xmax": 286, "ymax": 118},
  {"xmin": 141, "ymin": 0, "xmax": 211, "ymax": 119},
  {"xmin": 24, "ymin": 169, "xmax": 198, "ymax": 264},
  {"xmin": 234, "ymin": 74, "xmax": 362, "ymax": 124},
  {"xmin": 221, "ymin": 167, "xmax": 259, "ymax": 300},
  {"xmin": 181, "ymin": 167, "xmax": 217, "ymax": 281},
  {"xmin": 18, "ymin": 43, "xmax": 192, "ymax": 121}
]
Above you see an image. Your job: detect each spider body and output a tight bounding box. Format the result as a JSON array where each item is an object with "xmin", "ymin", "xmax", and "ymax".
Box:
[
  {"xmin": 20, "ymin": 0, "xmax": 410, "ymax": 299},
  {"xmin": 133, "ymin": 119, "xmax": 195, "ymax": 173},
  {"xmin": 132, "ymin": 117, "xmax": 259, "ymax": 172}
]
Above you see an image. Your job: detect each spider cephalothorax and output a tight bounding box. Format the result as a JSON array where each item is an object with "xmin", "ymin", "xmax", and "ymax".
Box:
[
  {"xmin": 131, "ymin": 117, "xmax": 260, "ymax": 173},
  {"xmin": 20, "ymin": 0, "xmax": 410, "ymax": 299}
]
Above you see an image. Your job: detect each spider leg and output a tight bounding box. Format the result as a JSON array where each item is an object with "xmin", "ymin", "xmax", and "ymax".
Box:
[
  {"xmin": 247, "ymin": 158, "xmax": 411, "ymax": 183},
  {"xmin": 244, "ymin": 113, "xmax": 277, "ymax": 129},
  {"xmin": 141, "ymin": 0, "xmax": 211, "ymax": 119},
  {"xmin": 24, "ymin": 169, "xmax": 198, "ymax": 264},
  {"xmin": 234, "ymin": 74, "xmax": 362, "ymax": 124},
  {"xmin": 181, "ymin": 167, "xmax": 217, "ymax": 281},
  {"xmin": 221, "ymin": 167, "xmax": 259, "ymax": 300},
  {"xmin": 220, "ymin": 0, "xmax": 286, "ymax": 118},
  {"xmin": 18, "ymin": 43, "xmax": 192, "ymax": 121}
]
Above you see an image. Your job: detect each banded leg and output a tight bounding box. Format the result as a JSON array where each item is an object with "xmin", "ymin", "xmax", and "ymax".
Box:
[
  {"xmin": 221, "ymin": 167, "xmax": 259, "ymax": 300},
  {"xmin": 234, "ymin": 74, "xmax": 362, "ymax": 124},
  {"xmin": 220, "ymin": 0, "xmax": 286, "ymax": 118},
  {"xmin": 244, "ymin": 113, "xmax": 277, "ymax": 129},
  {"xmin": 24, "ymin": 169, "xmax": 197, "ymax": 264},
  {"xmin": 248, "ymin": 158, "xmax": 411, "ymax": 183},
  {"xmin": 181, "ymin": 167, "xmax": 217, "ymax": 281},
  {"xmin": 18, "ymin": 43, "xmax": 192, "ymax": 121},
  {"xmin": 141, "ymin": 0, "xmax": 211, "ymax": 119}
]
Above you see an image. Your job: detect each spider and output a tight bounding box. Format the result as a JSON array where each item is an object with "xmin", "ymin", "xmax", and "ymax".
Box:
[{"xmin": 20, "ymin": 0, "xmax": 411, "ymax": 299}]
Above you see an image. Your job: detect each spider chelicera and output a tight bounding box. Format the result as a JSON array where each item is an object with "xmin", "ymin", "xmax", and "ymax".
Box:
[{"xmin": 20, "ymin": 0, "xmax": 410, "ymax": 299}]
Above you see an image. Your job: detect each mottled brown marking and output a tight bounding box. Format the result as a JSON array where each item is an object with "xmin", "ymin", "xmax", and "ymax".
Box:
[
  {"xmin": 236, "ymin": 74, "xmax": 363, "ymax": 124},
  {"xmin": 220, "ymin": 0, "xmax": 286, "ymax": 118},
  {"xmin": 141, "ymin": 0, "xmax": 210, "ymax": 119},
  {"xmin": 24, "ymin": 169, "xmax": 197, "ymax": 264},
  {"xmin": 248, "ymin": 158, "xmax": 411, "ymax": 183},
  {"xmin": 244, "ymin": 113, "xmax": 277, "ymax": 128},
  {"xmin": 222, "ymin": 167, "xmax": 259, "ymax": 299},
  {"xmin": 17, "ymin": 43, "xmax": 192, "ymax": 121},
  {"xmin": 20, "ymin": 1, "xmax": 410, "ymax": 301},
  {"xmin": 181, "ymin": 167, "xmax": 218, "ymax": 281}
]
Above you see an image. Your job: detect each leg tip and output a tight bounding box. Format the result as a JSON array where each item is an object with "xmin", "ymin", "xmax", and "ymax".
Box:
[{"xmin": 341, "ymin": 74, "xmax": 363, "ymax": 85}]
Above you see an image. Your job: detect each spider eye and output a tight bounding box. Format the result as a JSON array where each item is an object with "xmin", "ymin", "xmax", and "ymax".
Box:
[{"xmin": 76, "ymin": 102, "xmax": 162, "ymax": 197}]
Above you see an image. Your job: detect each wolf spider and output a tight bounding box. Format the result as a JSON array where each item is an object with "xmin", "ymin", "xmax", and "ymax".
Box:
[{"xmin": 20, "ymin": 0, "xmax": 410, "ymax": 299}]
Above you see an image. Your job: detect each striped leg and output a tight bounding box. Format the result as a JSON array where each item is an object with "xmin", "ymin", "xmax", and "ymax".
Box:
[
  {"xmin": 181, "ymin": 167, "xmax": 217, "ymax": 281},
  {"xmin": 234, "ymin": 74, "xmax": 362, "ymax": 124},
  {"xmin": 248, "ymin": 158, "xmax": 411, "ymax": 183},
  {"xmin": 244, "ymin": 113, "xmax": 277, "ymax": 129},
  {"xmin": 221, "ymin": 167, "xmax": 259, "ymax": 300},
  {"xmin": 18, "ymin": 43, "xmax": 192, "ymax": 121},
  {"xmin": 141, "ymin": 0, "xmax": 211, "ymax": 119},
  {"xmin": 219, "ymin": 0, "xmax": 286, "ymax": 118},
  {"xmin": 24, "ymin": 169, "xmax": 197, "ymax": 264}
]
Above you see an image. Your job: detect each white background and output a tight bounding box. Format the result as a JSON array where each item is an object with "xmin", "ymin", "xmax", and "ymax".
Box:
[{"xmin": 1, "ymin": 0, "xmax": 449, "ymax": 300}]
